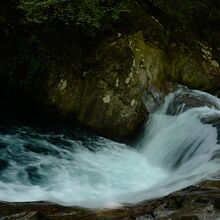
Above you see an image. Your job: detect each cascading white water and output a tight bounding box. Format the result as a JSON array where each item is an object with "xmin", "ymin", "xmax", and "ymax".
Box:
[{"xmin": 0, "ymin": 88, "xmax": 220, "ymax": 208}]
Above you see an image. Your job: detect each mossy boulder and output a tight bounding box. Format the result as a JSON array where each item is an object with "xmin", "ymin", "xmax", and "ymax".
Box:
[
  {"xmin": 166, "ymin": 43, "xmax": 220, "ymax": 96},
  {"xmin": 43, "ymin": 31, "xmax": 166, "ymax": 139}
]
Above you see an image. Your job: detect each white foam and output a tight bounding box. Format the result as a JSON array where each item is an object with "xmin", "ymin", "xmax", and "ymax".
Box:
[{"xmin": 0, "ymin": 88, "xmax": 219, "ymax": 208}]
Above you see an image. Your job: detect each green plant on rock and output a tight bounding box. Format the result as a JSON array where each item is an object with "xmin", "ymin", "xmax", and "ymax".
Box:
[{"xmin": 18, "ymin": 0, "xmax": 127, "ymax": 29}]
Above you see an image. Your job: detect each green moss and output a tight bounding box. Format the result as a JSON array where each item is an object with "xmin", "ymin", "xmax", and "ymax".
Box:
[{"xmin": 18, "ymin": 0, "xmax": 130, "ymax": 32}]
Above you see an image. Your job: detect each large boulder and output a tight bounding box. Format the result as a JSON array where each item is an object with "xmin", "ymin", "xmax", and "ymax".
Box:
[
  {"xmin": 43, "ymin": 31, "xmax": 166, "ymax": 139},
  {"xmin": 0, "ymin": 1, "xmax": 219, "ymax": 139},
  {"xmin": 166, "ymin": 42, "xmax": 220, "ymax": 96},
  {"xmin": 37, "ymin": 17, "xmax": 220, "ymax": 139}
]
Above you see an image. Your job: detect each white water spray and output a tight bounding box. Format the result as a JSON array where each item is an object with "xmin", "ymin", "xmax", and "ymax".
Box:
[{"xmin": 0, "ymin": 88, "xmax": 219, "ymax": 208}]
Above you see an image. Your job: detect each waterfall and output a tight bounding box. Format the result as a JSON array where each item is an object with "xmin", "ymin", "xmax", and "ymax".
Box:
[{"xmin": 0, "ymin": 88, "xmax": 219, "ymax": 208}]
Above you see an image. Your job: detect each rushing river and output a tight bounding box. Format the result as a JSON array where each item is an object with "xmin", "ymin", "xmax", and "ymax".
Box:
[{"xmin": 0, "ymin": 88, "xmax": 220, "ymax": 208}]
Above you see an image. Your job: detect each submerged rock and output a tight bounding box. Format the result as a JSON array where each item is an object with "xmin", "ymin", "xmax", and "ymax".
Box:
[
  {"xmin": 143, "ymin": 84, "xmax": 165, "ymax": 113},
  {"xmin": 201, "ymin": 115, "xmax": 220, "ymax": 144},
  {"xmin": 166, "ymin": 87, "xmax": 220, "ymax": 115}
]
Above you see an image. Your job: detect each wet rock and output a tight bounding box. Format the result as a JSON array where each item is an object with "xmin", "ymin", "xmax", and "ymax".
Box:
[
  {"xmin": 0, "ymin": 211, "xmax": 44, "ymax": 220},
  {"xmin": 198, "ymin": 180, "xmax": 220, "ymax": 189},
  {"xmin": 201, "ymin": 116, "xmax": 220, "ymax": 144},
  {"xmin": 143, "ymin": 85, "xmax": 165, "ymax": 113},
  {"xmin": 43, "ymin": 31, "xmax": 167, "ymax": 139},
  {"xmin": 166, "ymin": 44, "xmax": 220, "ymax": 97},
  {"xmin": 214, "ymin": 198, "xmax": 220, "ymax": 210},
  {"xmin": 0, "ymin": 180, "xmax": 220, "ymax": 220},
  {"xmin": 166, "ymin": 88, "xmax": 220, "ymax": 115},
  {"xmin": 164, "ymin": 215, "xmax": 199, "ymax": 220}
]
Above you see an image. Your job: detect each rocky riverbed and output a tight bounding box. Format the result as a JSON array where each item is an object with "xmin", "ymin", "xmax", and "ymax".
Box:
[{"xmin": 1, "ymin": 180, "xmax": 220, "ymax": 220}]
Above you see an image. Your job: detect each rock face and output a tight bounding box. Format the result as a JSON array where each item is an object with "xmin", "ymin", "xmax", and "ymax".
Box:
[
  {"xmin": 0, "ymin": 2, "xmax": 219, "ymax": 139},
  {"xmin": 166, "ymin": 43, "xmax": 220, "ymax": 96},
  {"xmin": 42, "ymin": 28, "xmax": 220, "ymax": 139},
  {"xmin": 42, "ymin": 31, "xmax": 166, "ymax": 139}
]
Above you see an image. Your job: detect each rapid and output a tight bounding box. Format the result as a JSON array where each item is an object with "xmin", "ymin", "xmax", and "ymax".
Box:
[{"xmin": 0, "ymin": 88, "xmax": 220, "ymax": 208}]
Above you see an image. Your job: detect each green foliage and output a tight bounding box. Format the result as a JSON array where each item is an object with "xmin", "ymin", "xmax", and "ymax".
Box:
[
  {"xmin": 18, "ymin": 0, "xmax": 127, "ymax": 29},
  {"xmin": 19, "ymin": 0, "xmax": 217, "ymax": 33}
]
